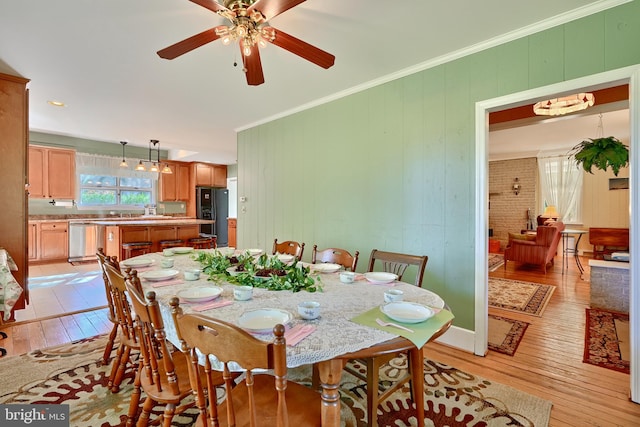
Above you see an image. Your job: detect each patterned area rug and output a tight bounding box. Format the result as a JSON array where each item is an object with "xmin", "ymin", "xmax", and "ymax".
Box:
[
  {"xmin": 488, "ymin": 253, "xmax": 504, "ymax": 272},
  {"xmin": 0, "ymin": 335, "xmax": 553, "ymax": 426},
  {"xmin": 489, "ymin": 278, "xmax": 555, "ymax": 317},
  {"xmin": 583, "ymin": 308, "xmax": 630, "ymax": 374},
  {"xmin": 488, "ymin": 315, "xmax": 530, "ymax": 356}
]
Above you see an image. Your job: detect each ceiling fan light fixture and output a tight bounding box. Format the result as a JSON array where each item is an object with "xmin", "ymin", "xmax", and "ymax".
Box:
[{"xmin": 533, "ymin": 92, "xmax": 595, "ymax": 116}]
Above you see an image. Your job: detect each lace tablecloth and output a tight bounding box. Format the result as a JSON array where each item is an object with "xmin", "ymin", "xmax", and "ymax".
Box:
[
  {"xmin": 1, "ymin": 249, "xmax": 23, "ymax": 321},
  {"xmin": 131, "ymin": 250, "xmax": 445, "ymax": 368}
]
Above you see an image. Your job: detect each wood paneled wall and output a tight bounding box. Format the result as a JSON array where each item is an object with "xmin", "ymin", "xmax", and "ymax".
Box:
[{"xmin": 237, "ymin": 2, "xmax": 640, "ymax": 331}]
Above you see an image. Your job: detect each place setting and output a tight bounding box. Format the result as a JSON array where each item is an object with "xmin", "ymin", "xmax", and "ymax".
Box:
[{"xmin": 351, "ymin": 290, "xmax": 454, "ymax": 348}]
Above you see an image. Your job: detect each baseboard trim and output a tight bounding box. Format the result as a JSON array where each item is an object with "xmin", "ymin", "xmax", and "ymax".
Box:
[{"xmin": 434, "ymin": 324, "xmax": 477, "ymax": 354}]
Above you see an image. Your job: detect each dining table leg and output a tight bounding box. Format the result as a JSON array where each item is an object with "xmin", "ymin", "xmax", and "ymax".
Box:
[
  {"xmin": 410, "ymin": 347, "xmax": 425, "ymax": 427},
  {"xmin": 317, "ymin": 358, "xmax": 345, "ymax": 427}
]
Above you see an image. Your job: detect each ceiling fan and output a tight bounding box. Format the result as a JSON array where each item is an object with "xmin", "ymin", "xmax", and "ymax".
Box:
[{"xmin": 157, "ymin": 0, "xmax": 335, "ymax": 86}]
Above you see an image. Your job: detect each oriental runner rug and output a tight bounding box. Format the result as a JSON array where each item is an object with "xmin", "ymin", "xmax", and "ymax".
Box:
[
  {"xmin": 0, "ymin": 335, "xmax": 553, "ymax": 426},
  {"xmin": 583, "ymin": 308, "xmax": 630, "ymax": 374},
  {"xmin": 488, "ymin": 315, "xmax": 530, "ymax": 356},
  {"xmin": 489, "ymin": 277, "xmax": 555, "ymax": 317},
  {"xmin": 488, "ymin": 253, "xmax": 504, "ymax": 272}
]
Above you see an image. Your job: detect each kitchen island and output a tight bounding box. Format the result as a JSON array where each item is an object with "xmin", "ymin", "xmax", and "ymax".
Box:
[{"xmin": 91, "ymin": 218, "xmax": 214, "ymax": 260}]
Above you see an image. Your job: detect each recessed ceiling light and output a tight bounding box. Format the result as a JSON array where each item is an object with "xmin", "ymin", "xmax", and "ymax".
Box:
[{"xmin": 47, "ymin": 100, "xmax": 65, "ymax": 107}]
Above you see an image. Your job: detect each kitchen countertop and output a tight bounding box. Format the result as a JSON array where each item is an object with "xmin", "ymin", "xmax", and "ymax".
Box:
[
  {"xmin": 88, "ymin": 218, "xmax": 213, "ymax": 226},
  {"xmin": 28, "ymin": 216, "xmax": 212, "ymax": 225}
]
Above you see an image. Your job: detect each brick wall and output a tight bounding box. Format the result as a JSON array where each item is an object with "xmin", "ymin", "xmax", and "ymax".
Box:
[
  {"xmin": 590, "ymin": 263, "xmax": 629, "ymax": 313},
  {"xmin": 489, "ymin": 158, "xmax": 537, "ymax": 251}
]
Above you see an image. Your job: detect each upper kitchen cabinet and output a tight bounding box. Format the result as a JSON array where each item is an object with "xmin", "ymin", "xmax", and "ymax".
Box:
[
  {"xmin": 159, "ymin": 160, "xmax": 191, "ymax": 201},
  {"xmin": 194, "ymin": 162, "xmax": 227, "ymax": 187},
  {"xmin": 28, "ymin": 145, "xmax": 76, "ymax": 199}
]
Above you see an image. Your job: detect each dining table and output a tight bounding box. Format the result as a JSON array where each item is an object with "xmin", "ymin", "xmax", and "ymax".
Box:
[{"xmin": 125, "ymin": 248, "xmax": 454, "ymax": 427}]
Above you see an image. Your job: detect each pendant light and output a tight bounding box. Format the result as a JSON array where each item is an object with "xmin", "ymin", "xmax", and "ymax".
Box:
[{"xmin": 119, "ymin": 141, "xmax": 128, "ymax": 168}]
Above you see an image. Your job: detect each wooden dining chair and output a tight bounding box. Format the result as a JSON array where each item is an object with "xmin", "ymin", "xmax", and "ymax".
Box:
[
  {"xmin": 311, "ymin": 245, "xmax": 359, "ymax": 271},
  {"xmin": 347, "ymin": 249, "xmax": 429, "ymax": 427},
  {"xmin": 124, "ymin": 281, "xmax": 219, "ymax": 427},
  {"xmin": 170, "ymin": 298, "xmax": 322, "ymax": 427},
  {"xmin": 103, "ymin": 262, "xmax": 142, "ymax": 393},
  {"xmin": 272, "ymin": 239, "xmax": 305, "ymax": 260},
  {"xmin": 96, "ymin": 248, "xmax": 120, "ymax": 365}
]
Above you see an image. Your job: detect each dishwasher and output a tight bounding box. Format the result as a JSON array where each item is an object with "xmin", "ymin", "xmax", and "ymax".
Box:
[{"xmin": 68, "ymin": 222, "xmax": 99, "ymax": 262}]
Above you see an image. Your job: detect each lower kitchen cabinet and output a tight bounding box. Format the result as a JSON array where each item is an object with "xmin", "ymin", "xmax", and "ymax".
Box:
[
  {"xmin": 28, "ymin": 223, "xmax": 38, "ymax": 261},
  {"xmin": 228, "ymin": 218, "xmax": 237, "ymax": 248},
  {"xmin": 30, "ymin": 221, "xmax": 69, "ymax": 262}
]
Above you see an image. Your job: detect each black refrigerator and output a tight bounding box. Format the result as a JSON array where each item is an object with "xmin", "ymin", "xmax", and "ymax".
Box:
[{"xmin": 196, "ymin": 187, "xmax": 229, "ymax": 247}]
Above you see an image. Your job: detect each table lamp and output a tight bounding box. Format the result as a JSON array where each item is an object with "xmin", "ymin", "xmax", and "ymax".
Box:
[{"xmin": 541, "ymin": 205, "xmax": 560, "ymax": 224}]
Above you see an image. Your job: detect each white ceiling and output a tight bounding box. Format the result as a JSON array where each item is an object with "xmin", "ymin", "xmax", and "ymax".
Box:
[{"xmin": 0, "ymin": 0, "xmax": 625, "ymax": 164}]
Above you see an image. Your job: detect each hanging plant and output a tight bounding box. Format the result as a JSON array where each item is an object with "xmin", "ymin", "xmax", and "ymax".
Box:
[{"xmin": 568, "ymin": 136, "xmax": 629, "ymax": 176}]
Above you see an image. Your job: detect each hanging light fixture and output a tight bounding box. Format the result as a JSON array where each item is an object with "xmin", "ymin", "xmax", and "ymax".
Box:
[
  {"xmin": 149, "ymin": 139, "xmax": 172, "ymax": 174},
  {"xmin": 533, "ymin": 92, "xmax": 595, "ymax": 116},
  {"xmin": 130, "ymin": 139, "xmax": 172, "ymax": 173},
  {"xmin": 119, "ymin": 141, "xmax": 128, "ymax": 168}
]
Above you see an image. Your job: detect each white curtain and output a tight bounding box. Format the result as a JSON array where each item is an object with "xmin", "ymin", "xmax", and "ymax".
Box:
[
  {"xmin": 538, "ymin": 155, "xmax": 583, "ymax": 223},
  {"xmin": 76, "ymin": 152, "xmax": 152, "ymax": 179}
]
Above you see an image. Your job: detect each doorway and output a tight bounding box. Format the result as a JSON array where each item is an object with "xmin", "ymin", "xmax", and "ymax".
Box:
[{"xmin": 474, "ymin": 66, "xmax": 640, "ymax": 402}]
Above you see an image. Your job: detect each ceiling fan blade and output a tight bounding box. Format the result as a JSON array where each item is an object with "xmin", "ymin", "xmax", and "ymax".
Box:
[
  {"xmin": 240, "ymin": 41, "xmax": 265, "ymax": 86},
  {"xmin": 157, "ymin": 26, "xmax": 227, "ymax": 59},
  {"xmin": 268, "ymin": 28, "xmax": 335, "ymax": 69},
  {"xmin": 188, "ymin": 0, "xmax": 229, "ymax": 13},
  {"xmin": 248, "ymin": 0, "xmax": 306, "ymax": 20}
]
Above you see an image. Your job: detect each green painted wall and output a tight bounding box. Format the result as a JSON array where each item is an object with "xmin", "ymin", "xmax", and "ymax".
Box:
[{"xmin": 237, "ymin": 2, "xmax": 640, "ymax": 331}]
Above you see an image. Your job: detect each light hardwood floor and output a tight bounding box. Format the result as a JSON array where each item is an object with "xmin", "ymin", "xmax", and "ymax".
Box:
[{"xmin": 1, "ymin": 257, "xmax": 638, "ymax": 426}]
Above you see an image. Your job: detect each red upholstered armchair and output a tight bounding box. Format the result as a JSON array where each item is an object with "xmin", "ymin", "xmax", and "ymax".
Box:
[{"xmin": 503, "ymin": 222, "xmax": 565, "ymax": 273}]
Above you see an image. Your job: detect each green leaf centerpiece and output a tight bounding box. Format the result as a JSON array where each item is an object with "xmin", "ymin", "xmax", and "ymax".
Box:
[{"xmin": 194, "ymin": 250, "xmax": 322, "ymax": 293}]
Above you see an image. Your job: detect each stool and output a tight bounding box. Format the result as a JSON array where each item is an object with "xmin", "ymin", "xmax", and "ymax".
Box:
[
  {"xmin": 188, "ymin": 236, "xmax": 216, "ymax": 249},
  {"xmin": 159, "ymin": 239, "xmax": 185, "ymax": 250},
  {"xmin": 121, "ymin": 242, "xmax": 152, "ymax": 260}
]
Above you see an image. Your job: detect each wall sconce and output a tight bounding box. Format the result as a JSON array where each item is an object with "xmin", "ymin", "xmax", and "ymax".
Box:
[{"xmin": 512, "ymin": 178, "xmax": 520, "ymax": 195}]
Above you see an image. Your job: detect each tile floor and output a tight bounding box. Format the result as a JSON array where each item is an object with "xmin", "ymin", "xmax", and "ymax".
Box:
[{"xmin": 15, "ymin": 261, "xmax": 107, "ymax": 322}]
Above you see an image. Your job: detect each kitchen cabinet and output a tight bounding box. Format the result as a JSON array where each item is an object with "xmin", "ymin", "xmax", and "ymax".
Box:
[
  {"xmin": 159, "ymin": 161, "xmax": 191, "ymax": 202},
  {"xmin": 38, "ymin": 222, "xmax": 69, "ymax": 261},
  {"xmin": 28, "ymin": 145, "xmax": 76, "ymax": 199},
  {"xmin": 28, "ymin": 223, "xmax": 38, "ymax": 261},
  {"xmin": 0, "ymin": 73, "xmax": 29, "ymax": 318},
  {"xmin": 228, "ymin": 218, "xmax": 237, "ymax": 248},
  {"xmin": 194, "ymin": 163, "xmax": 227, "ymax": 187},
  {"xmin": 108, "ymin": 223, "xmax": 201, "ymax": 259}
]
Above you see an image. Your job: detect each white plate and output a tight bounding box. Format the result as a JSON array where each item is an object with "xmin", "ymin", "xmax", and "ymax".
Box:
[
  {"xmin": 171, "ymin": 247, "xmax": 194, "ymax": 254},
  {"xmin": 246, "ymin": 248, "xmax": 263, "ymax": 256},
  {"xmin": 365, "ymin": 272, "xmax": 398, "ymax": 284},
  {"xmin": 312, "ymin": 263, "xmax": 341, "ymax": 273},
  {"xmin": 380, "ymin": 302, "xmax": 434, "ymax": 324},
  {"xmin": 237, "ymin": 308, "xmax": 292, "ymax": 333},
  {"xmin": 121, "ymin": 258, "xmax": 154, "ymax": 268},
  {"xmin": 177, "ymin": 286, "xmax": 223, "ymax": 303},
  {"xmin": 139, "ymin": 269, "xmax": 180, "ymax": 282},
  {"xmin": 277, "ymin": 254, "xmax": 295, "ymax": 263}
]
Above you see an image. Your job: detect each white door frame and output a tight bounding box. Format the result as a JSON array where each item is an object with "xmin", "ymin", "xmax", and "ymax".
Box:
[{"xmin": 474, "ymin": 65, "xmax": 640, "ymax": 402}]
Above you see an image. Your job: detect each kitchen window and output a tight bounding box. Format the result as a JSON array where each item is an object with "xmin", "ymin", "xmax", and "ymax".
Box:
[{"xmin": 76, "ymin": 153, "xmax": 156, "ymax": 208}]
